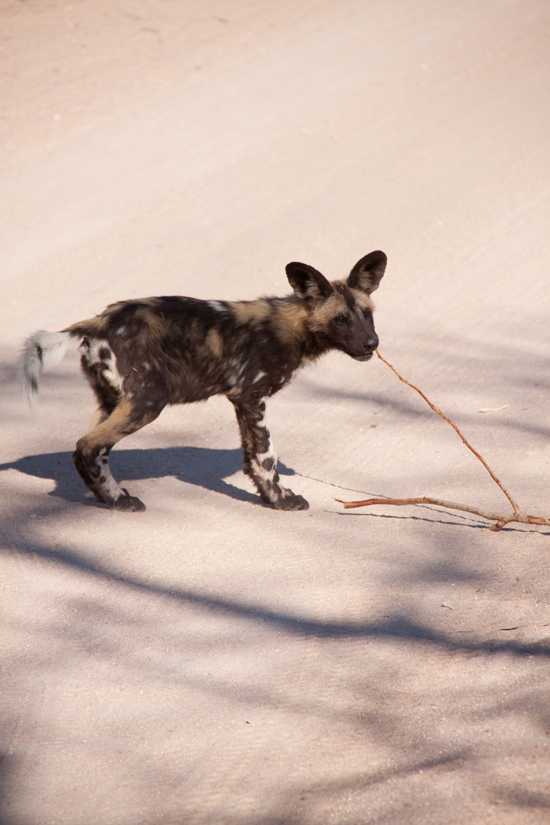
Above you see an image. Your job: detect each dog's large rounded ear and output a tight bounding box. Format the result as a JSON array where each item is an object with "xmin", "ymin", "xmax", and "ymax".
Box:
[
  {"xmin": 347, "ymin": 250, "xmax": 387, "ymax": 294},
  {"xmin": 286, "ymin": 262, "xmax": 334, "ymax": 302}
]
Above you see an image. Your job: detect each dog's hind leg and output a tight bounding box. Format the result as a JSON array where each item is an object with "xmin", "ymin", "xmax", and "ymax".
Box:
[
  {"xmin": 231, "ymin": 397, "xmax": 309, "ymax": 511},
  {"xmin": 73, "ymin": 396, "xmax": 165, "ymax": 511},
  {"xmin": 88, "ymin": 379, "xmax": 121, "ymax": 428}
]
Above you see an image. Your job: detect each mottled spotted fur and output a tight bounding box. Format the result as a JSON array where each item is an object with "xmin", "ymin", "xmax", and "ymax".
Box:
[{"xmin": 21, "ymin": 251, "xmax": 387, "ymax": 511}]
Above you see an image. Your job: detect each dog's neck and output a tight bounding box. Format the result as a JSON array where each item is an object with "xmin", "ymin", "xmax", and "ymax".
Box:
[{"xmin": 273, "ymin": 294, "xmax": 332, "ymax": 366}]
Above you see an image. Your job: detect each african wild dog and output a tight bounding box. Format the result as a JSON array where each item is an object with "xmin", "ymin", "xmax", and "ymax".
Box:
[{"xmin": 21, "ymin": 251, "xmax": 386, "ymax": 512}]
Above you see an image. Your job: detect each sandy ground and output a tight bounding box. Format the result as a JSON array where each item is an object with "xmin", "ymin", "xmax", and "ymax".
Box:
[{"xmin": 1, "ymin": 1, "xmax": 550, "ymax": 823}]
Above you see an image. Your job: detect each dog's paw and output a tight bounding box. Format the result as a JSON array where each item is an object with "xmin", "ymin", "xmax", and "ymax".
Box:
[
  {"xmin": 113, "ymin": 492, "xmax": 146, "ymax": 512},
  {"xmin": 272, "ymin": 492, "xmax": 309, "ymax": 511}
]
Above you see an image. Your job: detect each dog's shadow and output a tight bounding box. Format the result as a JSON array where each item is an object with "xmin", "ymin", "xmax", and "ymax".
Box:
[{"xmin": 1, "ymin": 447, "xmax": 296, "ymax": 507}]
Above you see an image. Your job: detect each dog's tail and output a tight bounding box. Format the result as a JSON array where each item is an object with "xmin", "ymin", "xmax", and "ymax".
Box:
[
  {"xmin": 21, "ymin": 316, "xmax": 103, "ymax": 400},
  {"xmin": 20, "ymin": 330, "xmax": 78, "ymax": 401},
  {"xmin": 21, "ymin": 316, "xmax": 106, "ymax": 401}
]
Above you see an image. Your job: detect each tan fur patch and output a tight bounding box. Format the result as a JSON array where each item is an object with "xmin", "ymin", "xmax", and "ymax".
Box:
[
  {"xmin": 134, "ymin": 308, "xmax": 169, "ymax": 338},
  {"xmin": 79, "ymin": 398, "xmax": 134, "ymax": 450},
  {"xmin": 90, "ymin": 408, "xmax": 108, "ymax": 428},
  {"xmin": 273, "ymin": 302, "xmax": 308, "ymax": 344},
  {"xmin": 231, "ymin": 300, "xmax": 270, "ymax": 325},
  {"xmin": 64, "ymin": 316, "xmax": 106, "ymax": 335},
  {"xmin": 331, "ymin": 280, "xmax": 375, "ymax": 311},
  {"xmin": 205, "ymin": 327, "xmax": 223, "ymax": 358},
  {"xmin": 105, "ymin": 297, "xmax": 159, "ymax": 314},
  {"xmin": 349, "ymin": 289, "xmax": 375, "ymax": 311},
  {"xmin": 309, "ymin": 293, "xmax": 347, "ymax": 330}
]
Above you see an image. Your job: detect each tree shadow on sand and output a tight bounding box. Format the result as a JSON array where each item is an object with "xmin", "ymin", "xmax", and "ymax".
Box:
[{"xmin": 0, "ymin": 447, "xmax": 296, "ymax": 508}]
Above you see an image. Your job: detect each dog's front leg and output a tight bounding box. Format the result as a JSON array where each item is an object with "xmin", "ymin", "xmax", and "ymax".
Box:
[{"xmin": 231, "ymin": 397, "xmax": 309, "ymax": 510}]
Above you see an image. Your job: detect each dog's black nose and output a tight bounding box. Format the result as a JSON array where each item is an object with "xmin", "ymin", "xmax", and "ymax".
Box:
[{"xmin": 366, "ymin": 335, "xmax": 379, "ymax": 351}]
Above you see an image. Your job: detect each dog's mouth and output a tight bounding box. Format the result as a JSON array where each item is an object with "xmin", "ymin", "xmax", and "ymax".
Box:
[{"xmin": 353, "ymin": 352, "xmax": 374, "ymax": 362}]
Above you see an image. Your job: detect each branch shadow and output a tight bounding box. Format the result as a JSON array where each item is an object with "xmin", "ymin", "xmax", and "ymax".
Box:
[
  {"xmin": 3, "ymin": 526, "xmax": 550, "ymax": 659},
  {"xmin": 3, "ymin": 492, "xmax": 550, "ymax": 822},
  {"xmin": 0, "ymin": 447, "xmax": 296, "ymax": 507},
  {"xmin": 299, "ymin": 377, "xmax": 550, "ymax": 440},
  {"xmin": 298, "ymin": 322, "xmax": 550, "ymax": 441},
  {"xmin": 0, "ymin": 752, "xmax": 18, "ymax": 825},
  {"xmin": 493, "ymin": 787, "xmax": 550, "ymax": 810},
  {"xmin": 337, "ymin": 510, "xmax": 550, "ymax": 536}
]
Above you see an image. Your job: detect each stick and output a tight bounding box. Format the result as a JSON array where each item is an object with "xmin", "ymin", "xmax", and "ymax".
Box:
[
  {"xmin": 337, "ymin": 496, "xmax": 550, "ymax": 530},
  {"xmin": 339, "ymin": 351, "xmax": 550, "ymax": 531},
  {"xmin": 375, "ymin": 350, "xmax": 520, "ymax": 515}
]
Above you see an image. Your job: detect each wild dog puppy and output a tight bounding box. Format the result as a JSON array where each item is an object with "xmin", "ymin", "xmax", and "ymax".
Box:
[{"xmin": 21, "ymin": 251, "xmax": 387, "ymax": 512}]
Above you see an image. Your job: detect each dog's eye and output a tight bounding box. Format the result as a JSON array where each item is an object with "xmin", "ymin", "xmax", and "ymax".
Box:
[{"xmin": 334, "ymin": 314, "xmax": 350, "ymax": 326}]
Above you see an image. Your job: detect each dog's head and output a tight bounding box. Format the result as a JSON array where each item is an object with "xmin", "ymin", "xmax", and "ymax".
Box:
[{"xmin": 286, "ymin": 251, "xmax": 387, "ymax": 361}]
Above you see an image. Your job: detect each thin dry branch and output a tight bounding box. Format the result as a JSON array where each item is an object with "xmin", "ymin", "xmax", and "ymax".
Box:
[
  {"xmin": 339, "ymin": 351, "xmax": 550, "ymax": 531},
  {"xmin": 375, "ymin": 350, "xmax": 520, "ymax": 515}
]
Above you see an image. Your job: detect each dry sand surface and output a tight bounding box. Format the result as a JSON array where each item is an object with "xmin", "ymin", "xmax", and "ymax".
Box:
[{"xmin": 1, "ymin": 1, "xmax": 550, "ymax": 823}]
